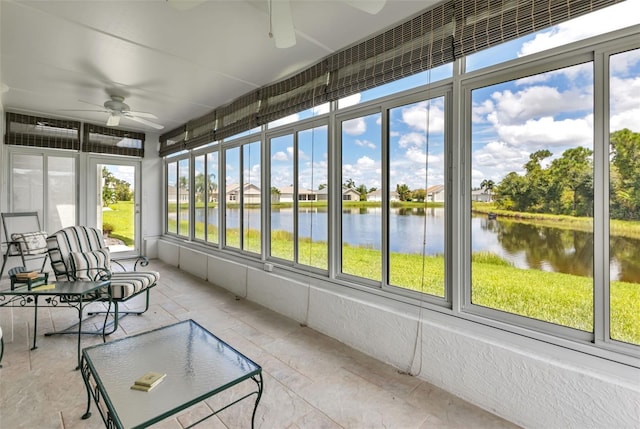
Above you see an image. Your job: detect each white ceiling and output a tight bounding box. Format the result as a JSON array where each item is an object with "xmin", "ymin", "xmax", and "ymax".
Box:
[{"xmin": 0, "ymin": 0, "xmax": 440, "ymax": 134}]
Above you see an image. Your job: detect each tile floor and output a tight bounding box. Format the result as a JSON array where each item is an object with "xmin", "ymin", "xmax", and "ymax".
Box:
[{"xmin": 0, "ymin": 260, "xmax": 519, "ymax": 428}]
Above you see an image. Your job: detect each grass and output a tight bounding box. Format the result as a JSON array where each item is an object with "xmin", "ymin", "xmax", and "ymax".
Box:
[
  {"xmin": 165, "ymin": 211, "xmax": 640, "ymax": 345},
  {"xmin": 102, "ymin": 201, "xmax": 135, "ymax": 245}
]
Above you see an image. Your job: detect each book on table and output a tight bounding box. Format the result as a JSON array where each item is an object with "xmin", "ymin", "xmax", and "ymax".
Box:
[
  {"xmin": 130, "ymin": 372, "xmax": 166, "ymax": 392},
  {"xmin": 15, "ymin": 271, "xmax": 40, "ymax": 280}
]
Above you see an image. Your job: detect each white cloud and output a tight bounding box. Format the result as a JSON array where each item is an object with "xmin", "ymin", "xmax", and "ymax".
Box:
[
  {"xmin": 244, "ymin": 163, "xmax": 261, "ymax": 183},
  {"xmin": 339, "ymin": 93, "xmax": 362, "ymax": 109},
  {"xmin": 342, "ymin": 155, "xmax": 382, "ymax": 188},
  {"xmin": 356, "ymin": 156, "xmax": 376, "ymax": 168},
  {"xmin": 355, "ymin": 139, "xmax": 376, "ymax": 149},
  {"xmin": 471, "ymin": 141, "xmax": 531, "ymax": 187},
  {"xmin": 401, "ymin": 101, "xmax": 445, "ymax": 133},
  {"xmin": 472, "ymin": 99, "xmax": 495, "ymax": 123},
  {"xmin": 497, "ymin": 116, "xmax": 593, "ymax": 149},
  {"xmin": 486, "ymin": 85, "xmax": 592, "ymax": 126},
  {"xmin": 342, "ymin": 117, "xmax": 366, "ymax": 135},
  {"xmin": 610, "ymin": 75, "xmax": 640, "ymax": 115},
  {"xmin": 389, "ymin": 158, "xmax": 445, "ymax": 190},
  {"xmin": 398, "ymin": 132, "xmax": 425, "ymax": 148},
  {"xmin": 272, "ymin": 151, "xmax": 288, "ymax": 161},
  {"xmin": 270, "ymin": 113, "xmax": 300, "ymax": 128},
  {"xmin": 271, "ymin": 166, "xmax": 292, "ymax": 188},
  {"xmin": 313, "ymin": 103, "xmax": 330, "ymax": 115},
  {"xmin": 518, "ymin": 3, "xmax": 640, "ymax": 57},
  {"xmin": 611, "ymin": 48, "xmax": 640, "ymax": 75},
  {"xmin": 611, "ymin": 108, "xmax": 640, "ymax": 132}
]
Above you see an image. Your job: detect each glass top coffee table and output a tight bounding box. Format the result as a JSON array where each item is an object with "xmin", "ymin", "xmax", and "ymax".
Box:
[
  {"xmin": 0, "ymin": 280, "xmax": 111, "ymax": 369},
  {"xmin": 80, "ymin": 319, "xmax": 263, "ymax": 428}
]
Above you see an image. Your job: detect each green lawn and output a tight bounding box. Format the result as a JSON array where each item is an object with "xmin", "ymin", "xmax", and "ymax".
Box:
[
  {"xmin": 102, "ymin": 201, "xmax": 135, "ymax": 245},
  {"xmin": 167, "ymin": 215, "xmax": 640, "ymax": 345}
]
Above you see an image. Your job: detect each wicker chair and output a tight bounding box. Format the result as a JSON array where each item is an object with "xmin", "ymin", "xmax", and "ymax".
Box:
[{"xmin": 46, "ymin": 226, "xmax": 159, "ymax": 333}]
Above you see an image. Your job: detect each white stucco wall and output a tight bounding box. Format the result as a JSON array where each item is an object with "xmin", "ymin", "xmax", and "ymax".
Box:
[
  {"xmin": 141, "ymin": 134, "xmax": 163, "ymax": 258},
  {"xmin": 158, "ymin": 241, "xmax": 640, "ymax": 428}
]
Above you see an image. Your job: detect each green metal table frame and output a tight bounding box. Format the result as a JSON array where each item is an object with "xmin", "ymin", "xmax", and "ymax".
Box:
[
  {"xmin": 0, "ymin": 280, "xmax": 111, "ymax": 369},
  {"xmin": 80, "ymin": 319, "xmax": 263, "ymax": 428}
]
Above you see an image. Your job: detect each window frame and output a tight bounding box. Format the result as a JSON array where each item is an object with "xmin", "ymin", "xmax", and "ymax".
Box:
[
  {"xmin": 265, "ymin": 116, "xmax": 331, "ymax": 274},
  {"xmin": 160, "ymin": 25, "xmax": 640, "ymax": 367},
  {"xmin": 458, "ymin": 29, "xmax": 640, "ymax": 362}
]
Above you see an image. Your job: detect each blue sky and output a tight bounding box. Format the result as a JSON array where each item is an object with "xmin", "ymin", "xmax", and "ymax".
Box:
[{"xmin": 258, "ymin": 3, "xmax": 640, "ymax": 194}]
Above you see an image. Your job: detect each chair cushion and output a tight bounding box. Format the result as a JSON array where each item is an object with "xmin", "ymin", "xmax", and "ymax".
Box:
[
  {"xmin": 70, "ymin": 248, "xmax": 111, "ymax": 281},
  {"xmin": 11, "ymin": 231, "xmax": 48, "ymax": 255},
  {"xmin": 107, "ymin": 271, "xmax": 159, "ymax": 300}
]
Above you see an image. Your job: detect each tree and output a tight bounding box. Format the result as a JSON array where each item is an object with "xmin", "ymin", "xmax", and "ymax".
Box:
[
  {"xmin": 178, "ymin": 176, "xmax": 188, "ymax": 190},
  {"xmin": 101, "ymin": 167, "xmax": 116, "ymax": 205},
  {"xmin": 412, "ymin": 188, "xmax": 426, "ymax": 202},
  {"xmin": 610, "ymin": 128, "xmax": 640, "ymax": 220},
  {"xmin": 356, "ymin": 184, "xmax": 368, "ymax": 201},
  {"xmin": 494, "ymin": 172, "xmax": 531, "ymax": 211},
  {"xmin": 194, "ymin": 173, "xmax": 206, "ymax": 203},
  {"xmin": 396, "ymin": 183, "xmax": 412, "ymax": 201},
  {"xmin": 344, "ymin": 178, "xmax": 356, "ymax": 189},
  {"xmin": 480, "ymin": 179, "xmax": 495, "ymax": 201},
  {"xmin": 207, "ymin": 172, "xmax": 218, "ymax": 203},
  {"xmin": 548, "ymin": 146, "xmax": 593, "ymax": 216},
  {"xmin": 114, "ymin": 181, "xmax": 132, "ymax": 201},
  {"xmin": 101, "ymin": 167, "xmax": 132, "ymax": 204}
]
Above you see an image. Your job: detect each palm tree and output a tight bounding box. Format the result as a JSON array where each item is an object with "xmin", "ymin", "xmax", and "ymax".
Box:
[
  {"xmin": 396, "ymin": 183, "xmax": 412, "ymax": 201},
  {"xmin": 480, "ymin": 179, "xmax": 495, "ymax": 202}
]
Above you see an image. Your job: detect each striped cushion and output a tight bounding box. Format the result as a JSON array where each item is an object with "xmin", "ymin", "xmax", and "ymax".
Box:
[
  {"xmin": 47, "ymin": 226, "xmax": 106, "ymax": 281},
  {"xmin": 107, "ymin": 271, "xmax": 160, "ymax": 300},
  {"xmin": 70, "ymin": 248, "xmax": 111, "ymax": 281}
]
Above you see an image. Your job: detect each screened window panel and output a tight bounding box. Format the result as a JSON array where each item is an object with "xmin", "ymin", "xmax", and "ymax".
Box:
[
  {"xmin": 160, "ymin": 126, "xmax": 187, "ymax": 157},
  {"xmin": 83, "ymin": 124, "xmax": 145, "ymax": 157},
  {"xmin": 453, "ymin": 0, "xmax": 622, "ymax": 58},
  {"xmin": 257, "ymin": 62, "xmax": 329, "ymax": 125},
  {"xmin": 326, "ymin": 3, "xmax": 454, "ymax": 101},
  {"xmin": 214, "ymin": 93, "xmax": 259, "ymax": 141},
  {"xmin": 5, "ymin": 112, "xmax": 80, "ymax": 150}
]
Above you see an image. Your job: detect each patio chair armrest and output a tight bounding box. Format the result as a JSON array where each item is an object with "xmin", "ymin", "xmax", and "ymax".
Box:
[
  {"xmin": 71, "ymin": 267, "xmax": 112, "ymax": 282},
  {"xmin": 111, "ymin": 255, "xmax": 150, "ymax": 272}
]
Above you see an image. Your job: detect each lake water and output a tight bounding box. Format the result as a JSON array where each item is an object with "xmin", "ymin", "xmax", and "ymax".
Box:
[{"xmin": 195, "ymin": 207, "xmax": 640, "ymax": 282}]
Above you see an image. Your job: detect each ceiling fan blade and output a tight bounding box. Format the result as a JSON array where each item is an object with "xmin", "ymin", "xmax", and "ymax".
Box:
[
  {"xmin": 59, "ymin": 109, "xmax": 107, "ymax": 113},
  {"xmin": 125, "ymin": 115, "xmax": 165, "ymax": 130},
  {"xmin": 166, "ymin": 0, "xmax": 206, "ymax": 11},
  {"xmin": 107, "ymin": 114, "xmax": 121, "ymax": 127},
  {"xmin": 125, "ymin": 110, "xmax": 158, "ymax": 119},
  {"xmin": 270, "ymin": 0, "xmax": 296, "ymax": 49},
  {"xmin": 78, "ymin": 99, "xmax": 107, "ymax": 109},
  {"xmin": 344, "ymin": 0, "xmax": 386, "ymax": 15}
]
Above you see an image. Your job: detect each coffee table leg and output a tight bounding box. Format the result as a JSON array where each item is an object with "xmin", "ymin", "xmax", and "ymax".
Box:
[
  {"xmin": 251, "ymin": 372, "xmax": 264, "ymax": 429},
  {"xmin": 80, "ymin": 356, "xmax": 92, "ymax": 420},
  {"xmin": 76, "ymin": 296, "xmax": 83, "ymax": 370},
  {"xmin": 31, "ymin": 295, "xmax": 39, "ymax": 350}
]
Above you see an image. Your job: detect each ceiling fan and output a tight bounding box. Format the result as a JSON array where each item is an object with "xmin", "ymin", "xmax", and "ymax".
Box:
[
  {"xmin": 66, "ymin": 95, "xmax": 164, "ymax": 130},
  {"xmin": 167, "ymin": 0, "xmax": 386, "ymax": 48}
]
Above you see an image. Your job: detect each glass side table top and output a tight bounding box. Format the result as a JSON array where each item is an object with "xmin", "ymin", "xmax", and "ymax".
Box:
[
  {"xmin": 0, "ymin": 280, "xmax": 109, "ymax": 296},
  {"xmin": 82, "ymin": 319, "xmax": 262, "ymax": 428}
]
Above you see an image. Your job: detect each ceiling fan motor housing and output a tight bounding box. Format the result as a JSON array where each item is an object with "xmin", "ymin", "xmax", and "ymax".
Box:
[{"xmin": 104, "ymin": 95, "xmax": 129, "ymax": 112}]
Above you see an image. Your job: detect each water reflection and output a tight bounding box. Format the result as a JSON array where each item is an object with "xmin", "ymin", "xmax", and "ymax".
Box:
[{"xmin": 192, "ymin": 207, "xmax": 640, "ymax": 282}]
